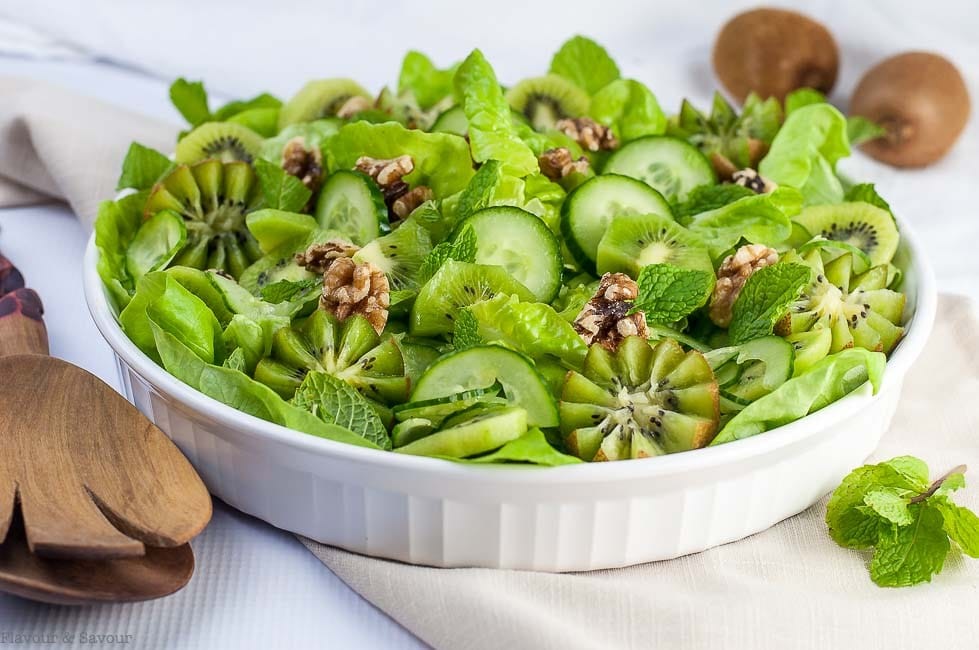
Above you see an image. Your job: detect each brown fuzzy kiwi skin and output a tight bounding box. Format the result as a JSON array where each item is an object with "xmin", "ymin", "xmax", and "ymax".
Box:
[
  {"xmin": 712, "ymin": 8, "xmax": 839, "ymax": 103},
  {"xmin": 851, "ymin": 52, "xmax": 971, "ymax": 168}
]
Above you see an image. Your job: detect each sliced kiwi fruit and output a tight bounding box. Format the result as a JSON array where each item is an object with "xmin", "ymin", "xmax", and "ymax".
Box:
[
  {"xmin": 143, "ymin": 160, "xmax": 263, "ymax": 277},
  {"xmin": 505, "ymin": 75, "xmax": 590, "ymax": 132},
  {"xmin": 560, "ymin": 337, "xmax": 720, "ymax": 461},
  {"xmin": 238, "ymin": 228, "xmax": 349, "ymax": 295},
  {"xmin": 253, "ymin": 310, "xmax": 408, "ymax": 402},
  {"xmin": 175, "ymin": 122, "xmax": 263, "ymax": 164},
  {"xmin": 279, "ymin": 79, "xmax": 372, "ymax": 127},
  {"xmin": 792, "ymin": 202, "xmax": 899, "ymax": 267},
  {"xmin": 352, "ymin": 218, "xmax": 432, "ymax": 292},
  {"xmin": 596, "ymin": 213, "xmax": 714, "ymax": 278},
  {"xmin": 409, "ymin": 261, "xmax": 536, "ymax": 337},
  {"xmin": 394, "ymin": 405, "xmax": 528, "ymax": 458},
  {"xmin": 776, "ymin": 250, "xmax": 906, "ymax": 355},
  {"xmin": 784, "ymin": 329, "xmax": 832, "ymax": 376}
]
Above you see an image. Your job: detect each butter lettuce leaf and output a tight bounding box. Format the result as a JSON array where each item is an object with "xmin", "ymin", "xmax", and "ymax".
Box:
[
  {"xmin": 589, "ymin": 79, "xmax": 666, "ymax": 142},
  {"xmin": 549, "ymin": 35, "xmax": 620, "ymax": 95},
  {"xmin": 454, "ymin": 49, "xmax": 538, "ymax": 176},
  {"xmin": 685, "ymin": 186, "xmax": 802, "ymax": 256},
  {"xmin": 711, "ymin": 348, "xmax": 886, "ymax": 445},
  {"xmin": 398, "ymin": 51, "xmax": 459, "ymax": 110},
  {"xmin": 467, "ymin": 294, "xmax": 587, "ymax": 367},
  {"xmin": 94, "ymin": 193, "xmax": 147, "ymax": 310},
  {"xmin": 117, "ymin": 143, "xmax": 173, "ymax": 191}
]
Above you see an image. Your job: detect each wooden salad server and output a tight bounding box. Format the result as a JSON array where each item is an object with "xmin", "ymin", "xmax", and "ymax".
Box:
[{"xmin": 0, "ymin": 253, "xmax": 212, "ymax": 604}]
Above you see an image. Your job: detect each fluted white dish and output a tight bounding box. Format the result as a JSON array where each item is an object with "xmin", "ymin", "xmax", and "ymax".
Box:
[{"xmin": 83, "ymin": 216, "xmax": 935, "ymax": 571}]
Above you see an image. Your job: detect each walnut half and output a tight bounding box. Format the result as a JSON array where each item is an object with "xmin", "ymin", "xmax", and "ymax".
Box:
[
  {"xmin": 556, "ymin": 117, "xmax": 618, "ymax": 152},
  {"xmin": 709, "ymin": 244, "xmax": 780, "ymax": 327},
  {"xmin": 321, "ymin": 257, "xmax": 390, "ymax": 335},
  {"xmin": 539, "ymin": 147, "xmax": 590, "ymax": 182},
  {"xmin": 355, "ymin": 154, "xmax": 432, "ymax": 222},
  {"xmin": 574, "ymin": 273, "xmax": 649, "ymax": 351},
  {"xmin": 294, "ymin": 239, "xmax": 359, "ymax": 275},
  {"xmin": 282, "ymin": 137, "xmax": 324, "ymax": 200},
  {"xmin": 732, "ymin": 168, "xmax": 778, "ymax": 194}
]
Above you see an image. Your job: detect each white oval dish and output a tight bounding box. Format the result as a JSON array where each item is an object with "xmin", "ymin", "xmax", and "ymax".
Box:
[{"xmin": 83, "ymin": 217, "xmax": 936, "ymax": 571}]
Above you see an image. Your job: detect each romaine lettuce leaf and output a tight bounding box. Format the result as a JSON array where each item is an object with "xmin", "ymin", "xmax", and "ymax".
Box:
[
  {"xmin": 467, "ymin": 294, "xmax": 587, "ymax": 367},
  {"xmin": 328, "ymin": 121, "xmax": 474, "ymax": 196},
  {"xmin": 549, "ymin": 35, "xmax": 620, "ymax": 95},
  {"xmin": 454, "ymin": 49, "xmax": 538, "ymax": 177},
  {"xmin": 759, "ymin": 103, "xmax": 850, "ymax": 205},
  {"xmin": 589, "ymin": 79, "xmax": 666, "ymax": 142},
  {"xmin": 398, "ymin": 51, "xmax": 459, "ymax": 110},
  {"xmin": 711, "ymin": 348, "xmax": 886, "ymax": 445}
]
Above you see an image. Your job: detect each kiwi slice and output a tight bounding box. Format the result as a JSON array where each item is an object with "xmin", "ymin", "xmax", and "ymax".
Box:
[
  {"xmin": 143, "ymin": 160, "xmax": 263, "ymax": 277},
  {"xmin": 560, "ymin": 337, "xmax": 719, "ymax": 461},
  {"xmin": 238, "ymin": 228, "xmax": 349, "ymax": 295},
  {"xmin": 394, "ymin": 406, "xmax": 528, "ymax": 458},
  {"xmin": 175, "ymin": 122, "xmax": 263, "ymax": 164},
  {"xmin": 776, "ymin": 250, "xmax": 906, "ymax": 355},
  {"xmin": 352, "ymin": 219, "xmax": 432, "ymax": 292},
  {"xmin": 505, "ymin": 75, "xmax": 590, "ymax": 132},
  {"xmin": 596, "ymin": 213, "xmax": 714, "ymax": 278},
  {"xmin": 792, "ymin": 203, "xmax": 899, "ymax": 267},
  {"xmin": 785, "ymin": 329, "xmax": 832, "ymax": 376},
  {"xmin": 253, "ymin": 310, "xmax": 408, "ymax": 403},
  {"xmin": 409, "ymin": 261, "xmax": 535, "ymax": 337},
  {"xmin": 279, "ymin": 79, "xmax": 372, "ymax": 127}
]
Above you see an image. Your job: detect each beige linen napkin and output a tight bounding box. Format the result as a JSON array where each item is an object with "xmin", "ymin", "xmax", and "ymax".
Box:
[{"xmin": 4, "ymin": 78, "xmax": 978, "ymax": 650}]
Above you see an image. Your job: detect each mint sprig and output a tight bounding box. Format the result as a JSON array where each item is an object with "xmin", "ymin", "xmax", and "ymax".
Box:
[
  {"xmin": 729, "ymin": 262, "xmax": 811, "ymax": 344},
  {"xmin": 418, "ymin": 224, "xmax": 477, "ymax": 283},
  {"xmin": 253, "ymin": 158, "xmax": 312, "ymax": 213},
  {"xmin": 456, "ymin": 160, "xmax": 502, "ymax": 221},
  {"xmin": 632, "ymin": 264, "xmax": 713, "ymax": 324},
  {"xmin": 827, "ymin": 457, "xmax": 979, "ymax": 587},
  {"xmin": 117, "ymin": 142, "xmax": 173, "ymax": 191},
  {"xmin": 292, "ymin": 371, "xmax": 391, "ymax": 449}
]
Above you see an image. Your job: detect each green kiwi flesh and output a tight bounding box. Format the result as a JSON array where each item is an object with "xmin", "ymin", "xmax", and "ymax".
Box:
[
  {"xmin": 352, "ymin": 219, "xmax": 433, "ymax": 292},
  {"xmin": 143, "ymin": 159, "xmax": 263, "ymax": 277},
  {"xmin": 560, "ymin": 337, "xmax": 719, "ymax": 461},
  {"xmin": 596, "ymin": 213, "xmax": 714, "ymax": 278},
  {"xmin": 505, "ymin": 75, "xmax": 590, "ymax": 131},
  {"xmin": 792, "ymin": 202, "xmax": 899, "ymax": 267},
  {"xmin": 279, "ymin": 79, "xmax": 372, "ymax": 127},
  {"xmin": 175, "ymin": 122, "xmax": 263, "ymax": 164}
]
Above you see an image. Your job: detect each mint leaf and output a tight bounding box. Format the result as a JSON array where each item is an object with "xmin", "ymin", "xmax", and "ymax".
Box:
[
  {"xmin": 398, "ymin": 51, "xmax": 458, "ymax": 110},
  {"xmin": 632, "ymin": 264, "xmax": 713, "ymax": 325},
  {"xmin": 116, "ymin": 142, "xmax": 173, "ymax": 191},
  {"xmin": 729, "ymin": 263, "xmax": 812, "ymax": 344},
  {"xmin": 549, "ymin": 35, "xmax": 620, "ymax": 95},
  {"xmin": 292, "ymin": 371, "xmax": 391, "ymax": 450},
  {"xmin": 212, "ymin": 93, "xmax": 281, "ymax": 121},
  {"xmin": 882, "ymin": 456, "xmax": 930, "ymax": 492},
  {"xmin": 864, "ymin": 488, "xmax": 914, "ymax": 526},
  {"xmin": 870, "ymin": 504, "xmax": 949, "ymax": 587},
  {"xmin": 253, "ymin": 158, "xmax": 312, "ymax": 213},
  {"xmin": 457, "ymin": 160, "xmax": 502, "ymax": 221},
  {"xmin": 933, "ymin": 498, "xmax": 979, "ymax": 557},
  {"xmin": 827, "ymin": 464, "xmax": 897, "ymax": 548},
  {"xmin": 260, "ymin": 278, "xmax": 321, "ymax": 304},
  {"xmin": 674, "ymin": 184, "xmax": 755, "ymax": 222},
  {"xmin": 847, "ymin": 116, "xmax": 887, "ymax": 145},
  {"xmin": 169, "ymin": 78, "xmax": 210, "ymax": 127},
  {"xmin": 455, "ymin": 49, "xmax": 538, "ymax": 176},
  {"xmin": 452, "ymin": 309, "xmax": 481, "ymax": 349},
  {"xmin": 418, "ymin": 224, "xmax": 477, "ymax": 283}
]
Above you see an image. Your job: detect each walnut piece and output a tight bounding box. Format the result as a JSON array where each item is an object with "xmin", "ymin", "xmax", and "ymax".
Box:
[
  {"xmin": 321, "ymin": 257, "xmax": 390, "ymax": 335},
  {"xmin": 282, "ymin": 137, "xmax": 324, "ymax": 198},
  {"xmin": 709, "ymin": 244, "xmax": 780, "ymax": 327},
  {"xmin": 336, "ymin": 95, "xmax": 372, "ymax": 119},
  {"xmin": 732, "ymin": 168, "xmax": 778, "ymax": 194},
  {"xmin": 356, "ymin": 155, "xmax": 414, "ymax": 187},
  {"xmin": 539, "ymin": 147, "xmax": 590, "ymax": 181},
  {"xmin": 392, "ymin": 186, "xmax": 433, "ymax": 220},
  {"xmin": 294, "ymin": 239, "xmax": 359, "ymax": 275},
  {"xmin": 556, "ymin": 117, "xmax": 618, "ymax": 152},
  {"xmin": 573, "ymin": 273, "xmax": 649, "ymax": 351}
]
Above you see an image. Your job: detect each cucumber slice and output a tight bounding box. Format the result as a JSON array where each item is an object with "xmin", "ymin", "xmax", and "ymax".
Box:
[
  {"xmin": 394, "ymin": 406, "xmax": 528, "ymax": 458},
  {"xmin": 314, "ymin": 170, "xmax": 387, "ymax": 245},
  {"xmin": 391, "ymin": 418, "xmax": 436, "ymax": 448},
  {"xmin": 412, "ymin": 345, "xmax": 559, "ymax": 428},
  {"xmin": 393, "ymin": 384, "xmax": 505, "ymax": 426},
  {"xmin": 457, "ymin": 206, "xmax": 563, "ymax": 302},
  {"xmin": 723, "ymin": 337, "xmax": 794, "ymax": 404},
  {"xmin": 603, "ymin": 136, "xmax": 715, "ymax": 204},
  {"xmin": 430, "ymin": 106, "xmax": 468, "ymax": 136},
  {"xmin": 560, "ymin": 174, "xmax": 673, "ymax": 271}
]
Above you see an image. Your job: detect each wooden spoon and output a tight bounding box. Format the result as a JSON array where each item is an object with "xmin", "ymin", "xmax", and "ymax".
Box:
[{"xmin": 0, "ymin": 253, "xmax": 212, "ymax": 603}]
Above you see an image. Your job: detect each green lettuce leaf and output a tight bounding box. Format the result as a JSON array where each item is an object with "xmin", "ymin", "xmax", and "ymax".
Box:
[
  {"xmin": 398, "ymin": 51, "xmax": 459, "ymax": 110},
  {"xmin": 759, "ymin": 103, "xmax": 850, "ymax": 206},
  {"xmin": 589, "ymin": 79, "xmax": 666, "ymax": 142},
  {"xmin": 729, "ymin": 262, "xmax": 812, "ymax": 344},
  {"xmin": 329, "ymin": 121, "xmax": 474, "ymax": 196},
  {"xmin": 292, "ymin": 372, "xmax": 391, "ymax": 449},
  {"xmin": 784, "ymin": 88, "xmax": 884, "ymax": 146},
  {"xmin": 94, "ymin": 193, "xmax": 147, "ymax": 310},
  {"xmin": 125, "ymin": 210, "xmax": 187, "ymax": 280},
  {"xmin": 117, "ymin": 143, "xmax": 173, "ymax": 191},
  {"xmin": 673, "ymin": 184, "xmax": 755, "ymax": 221},
  {"xmin": 685, "ymin": 186, "xmax": 801, "ymax": 256},
  {"xmin": 549, "ymin": 35, "xmax": 620, "ymax": 95},
  {"xmin": 632, "ymin": 264, "xmax": 714, "ymax": 324},
  {"xmin": 466, "ymin": 294, "xmax": 587, "ymax": 367},
  {"xmin": 454, "ymin": 49, "xmax": 538, "ymax": 176},
  {"xmin": 711, "ymin": 348, "xmax": 886, "ymax": 445},
  {"xmin": 845, "ymin": 183, "xmax": 893, "ymax": 216},
  {"xmin": 466, "ymin": 428, "xmax": 582, "ymax": 466},
  {"xmin": 253, "ymin": 157, "xmax": 312, "ymax": 212},
  {"xmin": 169, "ymin": 78, "xmax": 210, "ymax": 127},
  {"xmin": 784, "ymin": 88, "xmax": 827, "ymax": 114},
  {"xmin": 418, "ymin": 223, "xmax": 477, "ymax": 283},
  {"xmin": 221, "ymin": 314, "xmax": 266, "ymax": 375},
  {"xmin": 212, "ymin": 93, "xmax": 281, "ymax": 121},
  {"xmin": 259, "ymin": 120, "xmax": 341, "ymax": 163},
  {"xmin": 260, "ymin": 278, "xmax": 321, "ymax": 304}
]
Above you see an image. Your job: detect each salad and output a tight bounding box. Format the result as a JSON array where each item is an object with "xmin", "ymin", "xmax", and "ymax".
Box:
[{"xmin": 95, "ymin": 36, "xmax": 906, "ymax": 466}]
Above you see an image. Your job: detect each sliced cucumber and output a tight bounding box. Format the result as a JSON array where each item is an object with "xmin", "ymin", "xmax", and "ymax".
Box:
[
  {"xmin": 430, "ymin": 106, "xmax": 468, "ymax": 136},
  {"xmin": 457, "ymin": 206, "xmax": 563, "ymax": 302},
  {"xmin": 394, "ymin": 406, "xmax": 528, "ymax": 458},
  {"xmin": 721, "ymin": 337, "xmax": 794, "ymax": 404},
  {"xmin": 393, "ymin": 384, "xmax": 505, "ymax": 426},
  {"xmin": 412, "ymin": 345, "xmax": 559, "ymax": 427},
  {"xmin": 314, "ymin": 170, "xmax": 387, "ymax": 245},
  {"xmin": 391, "ymin": 418, "xmax": 436, "ymax": 448},
  {"xmin": 560, "ymin": 174, "xmax": 673, "ymax": 271},
  {"xmin": 603, "ymin": 136, "xmax": 715, "ymax": 204}
]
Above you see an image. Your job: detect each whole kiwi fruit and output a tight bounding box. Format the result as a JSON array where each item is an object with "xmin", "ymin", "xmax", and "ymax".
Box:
[
  {"xmin": 850, "ymin": 52, "xmax": 970, "ymax": 168},
  {"xmin": 713, "ymin": 8, "xmax": 839, "ymax": 103}
]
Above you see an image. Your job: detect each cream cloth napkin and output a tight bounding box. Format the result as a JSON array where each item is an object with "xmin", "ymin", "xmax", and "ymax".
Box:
[{"xmin": 3, "ymin": 78, "xmax": 977, "ymax": 650}]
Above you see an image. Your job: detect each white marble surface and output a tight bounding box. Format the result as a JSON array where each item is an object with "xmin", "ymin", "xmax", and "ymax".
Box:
[{"xmin": 0, "ymin": 2, "xmax": 976, "ymax": 647}]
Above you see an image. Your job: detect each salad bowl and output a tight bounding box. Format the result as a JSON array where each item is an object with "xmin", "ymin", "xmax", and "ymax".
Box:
[{"xmin": 83, "ymin": 215, "xmax": 935, "ymax": 571}]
